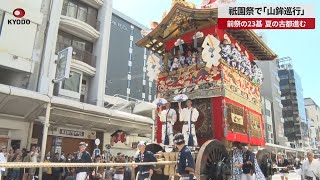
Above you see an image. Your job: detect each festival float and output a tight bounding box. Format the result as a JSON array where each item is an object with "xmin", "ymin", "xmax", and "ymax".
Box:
[{"xmin": 136, "ymin": 0, "xmax": 277, "ymax": 179}]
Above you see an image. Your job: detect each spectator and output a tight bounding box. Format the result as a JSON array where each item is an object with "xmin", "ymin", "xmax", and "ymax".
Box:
[
  {"xmin": 105, "ymin": 169, "xmax": 114, "ymax": 180},
  {"xmin": 21, "ymin": 148, "xmax": 27, "ymax": 159},
  {"xmin": 92, "ymin": 155, "xmax": 105, "ymax": 180},
  {"xmin": 7, "ymin": 148, "xmax": 13, "ymax": 162},
  {"xmin": 61, "ymin": 151, "xmax": 66, "ymax": 162},
  {"xmin": 294, "ymin": 157, "xmax": 302, "ymax": 169},
  {"xmin": 277, "ymin": 153, "xmax": 289, "ymax": 180},
  {"xmin": 301, "ymin": 151, "xmax": 320, "ymax": 180},
  {"xmin": 241, "ymin": 146, "xmax": 255, "ymax": 180},
  {"xmin": 114, "ymin": 153, "xmax": 125, "ymax": 180},
  {"xmin": 11, "ymin": 153, "xmax": 22, "ymax": 180},
  {"xmin": 75, "ymin": 142, "xmax": 92, "ymax": 180},
  {"xmin": 22, "ymin": 151, "xmax": 31, "ymax": 180},
  {"xmin": 64, "ymin": 153, "xmax": 74, "ymax": 180},
  {"xmin": 43, "ymin": 154, "xmax": 52, "ymax": 180},
  {"xmin": 0, "ymin": 146, "xmax": 8, "ymax": 180},
  {"xmin": 51, "ymin": 152, "xmax": 63, "ymax": 180},
  {"xmin": 123, "ymin": 155, "xmax": 131, "ymax": 180},
  {"xmin": 260, "ymin": 152, "xmax": 273, "ymax": 180},
  {"xmin": 29, "ymin": 146, "xmax": 39, "ymax": 180}
]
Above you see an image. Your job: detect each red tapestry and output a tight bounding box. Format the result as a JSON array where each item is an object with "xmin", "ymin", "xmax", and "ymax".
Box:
[
  {"xmin": 223, "ymin": 97, "xmax": 265, "ymax": 146},
  {"xmin": 212, "ymin": 97, "xmax": 224, "ymax": 141}
]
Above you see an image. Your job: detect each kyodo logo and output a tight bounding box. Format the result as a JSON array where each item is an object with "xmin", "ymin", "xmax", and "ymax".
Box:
[{"xmin": 8, "ymin": 8, "xmax": 31, "ymax": 25}]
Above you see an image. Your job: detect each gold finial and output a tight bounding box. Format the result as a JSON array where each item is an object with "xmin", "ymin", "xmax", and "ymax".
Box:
[
  {"xmin": 162, "ymin": 11, "xmax": 167, "ymax": 19},
  {"xmin": 171, "ymin": 0, "xmax": 196, "ymax": 9}
]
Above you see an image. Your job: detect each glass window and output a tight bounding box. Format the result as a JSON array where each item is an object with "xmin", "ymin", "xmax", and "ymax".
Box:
[
  {"xmin": 66, "ymin": 1, "xmax": 77, "ymax": 18},
  {"xmin": 57, "ymin": 31, "xmax": 93, "ymax": 53},
  {"xmin": 58, "ymin": 34, "xmax": 72, "ymax": 46},
  {"xmin": 62, "ymin": 0, "xmax": 98, "ymax": 27},
  {"xmin": 72, "ymin": 40, "xmax": 86, "ymax": 51},
  {"xmin": 88, "ymin": 7, "xmax": 97, "ymax": 17},
  {"xmin": 77, "ymin": 4, "xmax": 87, "ymax": 22},
  {"xmin": 88, "ymin": 7, "xmax": 98, "ymax": 21},
  {"xmin": 62, "ymin": 72, "xmax": 81, "ymax": 92},
  {"xmin": 265, "ymin": 109, "xmax": 271, "ymax": 117},
  {"xmin": 0, "ymin": 10, "xmax": 5, "ymax": 36}
]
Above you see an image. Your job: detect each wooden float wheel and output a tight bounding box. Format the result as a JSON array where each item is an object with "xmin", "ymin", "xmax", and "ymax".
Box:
[{"xmin": 195, "ymin": 140, "xmax": 231, "ymax": 180}]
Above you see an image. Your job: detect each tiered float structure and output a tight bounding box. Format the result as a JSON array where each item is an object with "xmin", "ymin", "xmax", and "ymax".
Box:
[{"xmin": 137, "ymin": 1, "xmax": 277, "ymax": 179}]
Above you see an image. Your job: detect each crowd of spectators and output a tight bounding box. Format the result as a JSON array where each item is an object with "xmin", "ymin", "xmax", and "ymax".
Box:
[{"xmin": 0, "ymin": 144, "xmax": 136, "ymax": 180}]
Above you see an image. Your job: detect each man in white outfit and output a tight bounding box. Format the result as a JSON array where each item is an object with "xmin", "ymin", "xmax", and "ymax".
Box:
[
  {"xmin": 157, "ymin": 102, "xmax": 177, "ymax": 146},
  {"xmin": 178, "ymin": 100, "xmax": 199, "ymax": 147},
  {"xmin": 301, "ymin": 151, "xmax": 320, "ymax": 180},
  {"xmin": 0, "ymin": 146, "xmax": 7, "ymax": 179}
]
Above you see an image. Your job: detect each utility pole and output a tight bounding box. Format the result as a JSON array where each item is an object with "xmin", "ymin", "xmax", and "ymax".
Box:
[{"xmin": 38, "ymin": 47, "xmax": 72, "ymax": 180}]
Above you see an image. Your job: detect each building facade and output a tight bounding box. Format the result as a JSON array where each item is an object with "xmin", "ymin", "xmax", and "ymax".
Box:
[
  {"xmin": 262, "ymin": 97, "xmax": 275, "ymax": 144},
  {"xmin": 278, "ymin": 59, "xmax": 308, "ymax": 148},
  {"xmin": 0, "ymin": 0, "xmax": 154, "ymax": 158},
  {"xmin": 256, "ymin": 60, "xmax": 286, "ymax": 145},
  {"xmin": 0, "ymin": 0, "xmax": 46, "ymax": 149},
  {"xmin": 105, "ymin": 10, "xmax": 157, "ymax": 102},
  {"xmin": 304, "ymin": 98, "xmax": 320, "ymax": 149}
]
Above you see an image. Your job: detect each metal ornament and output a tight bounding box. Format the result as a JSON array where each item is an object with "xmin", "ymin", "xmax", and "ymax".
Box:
[
  {"xmin": 193, "ymin": 32, "xmax": 204, "ymax": 48},
  {"xmin": 175, "ymin": 38, "xmax": 185, "ymax": 53},
  {"xmin": 146, "ymin": 54, "xmax": 161, "ymax": 82},
  {"xmin": 201, "ymin": 34, "xmax": 221, "ymax": 68}
]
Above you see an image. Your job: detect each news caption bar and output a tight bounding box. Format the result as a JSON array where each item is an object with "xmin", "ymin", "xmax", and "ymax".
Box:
[{"xmin": 217, "ymin": 4, "xmax": 316, "ymax": 29}]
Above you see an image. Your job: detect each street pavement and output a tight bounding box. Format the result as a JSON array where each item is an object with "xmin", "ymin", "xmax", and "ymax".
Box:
[{"xmin": 272, "ymin": 172, "xmax": 301, "ymax": 180}]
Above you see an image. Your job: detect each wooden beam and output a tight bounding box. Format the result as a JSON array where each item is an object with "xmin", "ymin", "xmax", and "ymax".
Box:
[{"xmin": 154, "ymin": 44, "xmax": 164, "ymax": 53}]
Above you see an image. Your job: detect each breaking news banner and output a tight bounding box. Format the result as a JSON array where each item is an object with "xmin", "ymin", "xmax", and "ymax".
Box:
[{"xmin": 217, "ymin": 4, "xmax": 316, "ymax": 29}]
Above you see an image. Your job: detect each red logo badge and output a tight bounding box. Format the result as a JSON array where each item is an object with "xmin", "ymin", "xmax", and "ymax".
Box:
[{"xmin": 13, "ymin": 8, "xmax": 25, "ymax": 18}]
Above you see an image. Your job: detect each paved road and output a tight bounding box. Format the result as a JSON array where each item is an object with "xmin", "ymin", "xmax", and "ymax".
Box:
[{"xmin": 272, "ymin": 172, "xmax": 301, "ymax": 180}]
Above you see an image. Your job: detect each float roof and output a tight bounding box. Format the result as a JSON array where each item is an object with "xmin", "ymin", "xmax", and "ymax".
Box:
[{"xmin": 136, "ymin": 3, "xmax": 277, "ymax": 60}]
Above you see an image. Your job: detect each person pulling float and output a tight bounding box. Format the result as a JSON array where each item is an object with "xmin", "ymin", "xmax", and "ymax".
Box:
[{"xmin": 174, "ymin": 133, "xmax": 196, "ymax": 180}]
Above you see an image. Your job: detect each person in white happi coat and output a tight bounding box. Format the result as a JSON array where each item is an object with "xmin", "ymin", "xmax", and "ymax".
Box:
[
  {"xmin": 178, "ymin": 100, "xmax": 199, "ymax": 147},
  {"xmin": 157, "ymin": 102, "xmax": 177, "ymax": 146}
]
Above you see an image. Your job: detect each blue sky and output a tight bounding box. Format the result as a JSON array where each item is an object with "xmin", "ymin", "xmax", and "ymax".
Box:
[{"xmin": 113, "ymin": 0, "xmax": 320, "ymax": 105}]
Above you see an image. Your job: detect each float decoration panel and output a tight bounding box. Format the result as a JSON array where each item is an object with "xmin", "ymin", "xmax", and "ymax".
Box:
[
  {"xmin": 227, "ymin": 103, "xmax": 247, "ymax": 135},
  {"xmin": 221, "ymin": 63, "xmax": 262, "ymax": 113},
  {"xmin": 157, "ymin": 64, "xmax": 223, "ymax": 100}
]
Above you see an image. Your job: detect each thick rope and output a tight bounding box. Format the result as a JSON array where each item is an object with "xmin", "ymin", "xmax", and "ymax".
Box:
[{"xmin": 0, "ymin": 161, "xmax": 177, "ymax": 168}]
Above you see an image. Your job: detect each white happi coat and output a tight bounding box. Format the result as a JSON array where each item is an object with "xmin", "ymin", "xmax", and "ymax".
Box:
[
  {"xmin": 179, "ymin": 107, "xmax": 199, "ymax": 146},
  {"xmin": 159, "ymin": 108, "xmax": 177, "ymax": 145}
]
